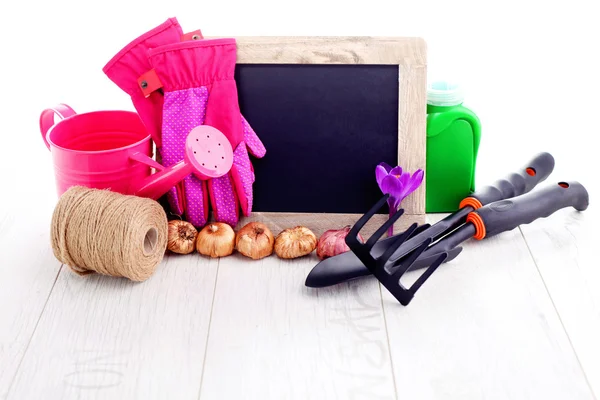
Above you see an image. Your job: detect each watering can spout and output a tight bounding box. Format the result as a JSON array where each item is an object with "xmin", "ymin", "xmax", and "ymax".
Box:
[
  {"xmin": 129, "ymin": 125, "xmax": 234, "ymax": 200},
  {"xmin": 133, "ymin": 160, "xmax": 194, "ymax": 200}
]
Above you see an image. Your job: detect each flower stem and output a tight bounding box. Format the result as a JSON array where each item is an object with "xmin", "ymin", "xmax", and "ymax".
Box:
[{"xmin": 386, "ymin": 198, "xmax": 397, "ymax": 237}]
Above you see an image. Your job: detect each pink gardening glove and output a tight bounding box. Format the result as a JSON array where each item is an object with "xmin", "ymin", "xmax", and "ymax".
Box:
[
  {"xmin": 102, "ymin": 17, "xmax": 182, "ymax": 149},
  {"xmin": 102, "ymin": 18, "xmax": 187, "ymax": 216},
  {"xmin": 148, "ymin": 38, "xmax": 266, "ymax": 227}
]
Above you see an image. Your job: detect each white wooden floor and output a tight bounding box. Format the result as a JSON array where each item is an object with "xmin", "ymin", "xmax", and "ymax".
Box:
[{"xmin": 1, "ymin": 177, "xmax": 598, "ymax": 400}]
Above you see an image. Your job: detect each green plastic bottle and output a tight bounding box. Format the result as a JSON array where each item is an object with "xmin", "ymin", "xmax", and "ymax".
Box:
[{"xmin": 426, "ymin": 81, "xmax": 481, "ymax": 212}]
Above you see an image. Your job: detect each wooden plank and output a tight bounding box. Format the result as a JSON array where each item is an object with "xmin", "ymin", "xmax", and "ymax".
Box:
[
  {"xmin": 381, "ymin": 214, "xmax": 594, "ymax": 399},
  {"xmin": 520, "ymin": 203, "xmax": 600, "ymax": 397},
  {"xmin": 199, "ymin": 253, "xmax": 397, "ymax": 400},
  {"xmin": 6, "ymin": 254, "xmax": 219, "ymax": 400},
  {"xmin": 398, "ymin": 64, "xmax": 427, "ymax": 215},
  {"xmin": 0, "ymin": 196, "xmax": 62, "ymax": 400},
  {"xmin": 231, "ymin": 36, "xmax": 427, "ymax": 66},
  {"xmin": 235, "ymin": 212, "xmax": 424, "ymax": 239}
]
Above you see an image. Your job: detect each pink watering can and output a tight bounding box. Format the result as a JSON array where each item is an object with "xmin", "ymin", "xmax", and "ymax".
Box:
[{"xmin": 40, "ymin": 104, "xmax": 234, "ymax": 199}]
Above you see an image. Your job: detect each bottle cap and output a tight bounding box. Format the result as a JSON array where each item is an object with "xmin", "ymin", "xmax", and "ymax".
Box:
[{"xmin": 427, "ymin": 81, "xmax": 465, "ymax": 106}]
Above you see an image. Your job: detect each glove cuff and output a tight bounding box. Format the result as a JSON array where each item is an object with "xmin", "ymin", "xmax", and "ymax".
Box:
[
  {"xmin": 148, "ymin": 39, "xmax": 237, "ymax": 91},
  {"xmin": 103, "ymin": 18, "xmax": 183, "ymax": 96}
]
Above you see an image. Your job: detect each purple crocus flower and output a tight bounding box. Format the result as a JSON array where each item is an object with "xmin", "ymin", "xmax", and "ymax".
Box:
[{"xmin": 376, "ymin": 162, "xmax": 424, "ymax": 236}]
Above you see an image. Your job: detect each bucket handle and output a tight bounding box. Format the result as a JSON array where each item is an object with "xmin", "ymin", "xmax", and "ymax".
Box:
[{"xmin": 39, "ymin": 104, "xmax": 77, "ymax": 150}]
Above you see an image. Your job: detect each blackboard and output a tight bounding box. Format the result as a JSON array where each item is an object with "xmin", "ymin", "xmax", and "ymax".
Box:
[
  {"xmin": 235, "ymin": 64, "xmax": 399, "ymax": 214},
  {"xmin": 229, "ymin": 36, "xmax": 428, "ymax": 219}
]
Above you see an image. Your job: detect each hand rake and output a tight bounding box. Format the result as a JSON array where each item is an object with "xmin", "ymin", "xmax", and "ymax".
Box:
[{"xmin": 305, "ymin": 152, "xmax": 590, "ymax": 306}]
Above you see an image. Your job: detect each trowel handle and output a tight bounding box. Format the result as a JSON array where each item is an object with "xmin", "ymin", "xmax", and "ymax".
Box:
[
  {"xmin": 460, "ymin": 152, "xmax": 555, "ymax": 209},
  {"xmin": 467, "ymin": 181, "xmax": 589, "ymax": 240}
]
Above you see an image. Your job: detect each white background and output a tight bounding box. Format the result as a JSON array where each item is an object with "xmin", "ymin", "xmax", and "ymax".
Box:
[
  {"xmin": 0, "ymin": 2, "xmax": 599, "ymax": 398},
  {"xmin": 0, "ymin": 0, "xmax": 598, "ymax": 200}
]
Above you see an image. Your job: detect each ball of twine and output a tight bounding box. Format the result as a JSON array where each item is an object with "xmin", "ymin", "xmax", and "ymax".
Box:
[{"xmin": 51, "ymin": 186, "xmax": 168, "ymax": 282}]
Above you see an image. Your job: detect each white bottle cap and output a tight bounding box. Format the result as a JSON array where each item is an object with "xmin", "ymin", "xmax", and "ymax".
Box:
[{"xmin": 427, "ymin": 81, "xmax": 465, "ymax": 106}]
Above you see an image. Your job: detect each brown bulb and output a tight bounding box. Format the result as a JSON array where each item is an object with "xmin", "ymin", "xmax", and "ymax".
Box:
[
  {"xmin": 196, "ymin": 222, "xmax": 235, "ymax": 258},
  {"xmin": 167, "ymin": 220, "xmax": 198, "ymax": 255},
  {"xmin": 236, "ymin": 222, "xmax": 274, "ymax": 260},
  {"xmin": 274, "ymin": 226, "xmax": 317, "ymax": 259}
]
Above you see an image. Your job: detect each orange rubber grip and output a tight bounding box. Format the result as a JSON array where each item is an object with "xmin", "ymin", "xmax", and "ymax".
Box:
[
  {"xmin": 466, "ymin": 212, "xmax": 486, "ymax": 240},
  {"xmin": 459, "ymin": 197, "xmax": 483, "ymax": 210}
]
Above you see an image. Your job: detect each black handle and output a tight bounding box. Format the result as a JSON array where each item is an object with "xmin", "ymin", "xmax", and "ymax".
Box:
[
  {"xmin": 469, "ymin": 152, "xmax": 555, "ymax": 206},
  {"xmin": 472, "ymin": 181, "xmax": 589, "ymax": 239}
]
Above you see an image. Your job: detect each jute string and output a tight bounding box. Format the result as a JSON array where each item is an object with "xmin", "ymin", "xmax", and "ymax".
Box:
[{"xmin": 51, "ymin": 186, "xmax": 168, "ymax": 281}]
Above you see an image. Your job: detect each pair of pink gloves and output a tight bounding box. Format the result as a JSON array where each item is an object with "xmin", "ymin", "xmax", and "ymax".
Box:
[{"xmin": 103, "ymin": 18, "xmax": 266, "ymax": 227}]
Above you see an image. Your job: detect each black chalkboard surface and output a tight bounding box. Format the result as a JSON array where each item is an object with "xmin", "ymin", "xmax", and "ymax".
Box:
[{"xmin": 235, "ymin": 64, "xmax": 399, "ymax": 214}]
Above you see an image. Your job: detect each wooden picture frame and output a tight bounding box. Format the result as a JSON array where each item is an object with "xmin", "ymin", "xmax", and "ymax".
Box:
[{"xmin": 227, "ymin": 36, "xmax": 428, "ymax": 236}]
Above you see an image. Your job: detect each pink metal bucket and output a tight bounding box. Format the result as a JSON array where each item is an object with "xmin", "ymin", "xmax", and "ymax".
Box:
[
  {"xmin": 40, "ymin": 104, "xmax": 153, "ymax": 197},
  {"xmin": 40, "ymin": 104, "xmax": 235, "ymax": 200}
]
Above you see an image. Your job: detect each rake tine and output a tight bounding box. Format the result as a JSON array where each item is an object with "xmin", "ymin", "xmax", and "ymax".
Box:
[
  {"xmin": 405, "ymin": 246, "xmax": 463, "ymax": 272},
  {"xmin": 407, "ymin": 223, "xmax": 431, "ymax": 239},
  {"xmin": 390, "ymin": 237, "xmax": 433, "ymax": 280},
  {"xmin": 348, "ymin": 194, "xmax": 390, "ymax": 245},
  {"xmin": 383, "ymin": 248, "xmax": 447, "ymax": 307},
  {"xmin": 408, "ymin": 252, "xmax": 448, "ymax": 296},
  {"xmin": 365, "ymin": 208, "xmax": 405, "ymax": 249},
  {"xmin": 377, "ymin": 223, "xmax": 419, "ymax": 268}
]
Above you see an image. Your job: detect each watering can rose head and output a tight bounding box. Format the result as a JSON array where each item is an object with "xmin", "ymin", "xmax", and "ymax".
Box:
[{"xmin": 376, "ymin": 162, "xmax": 424, "ymax": 211}]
